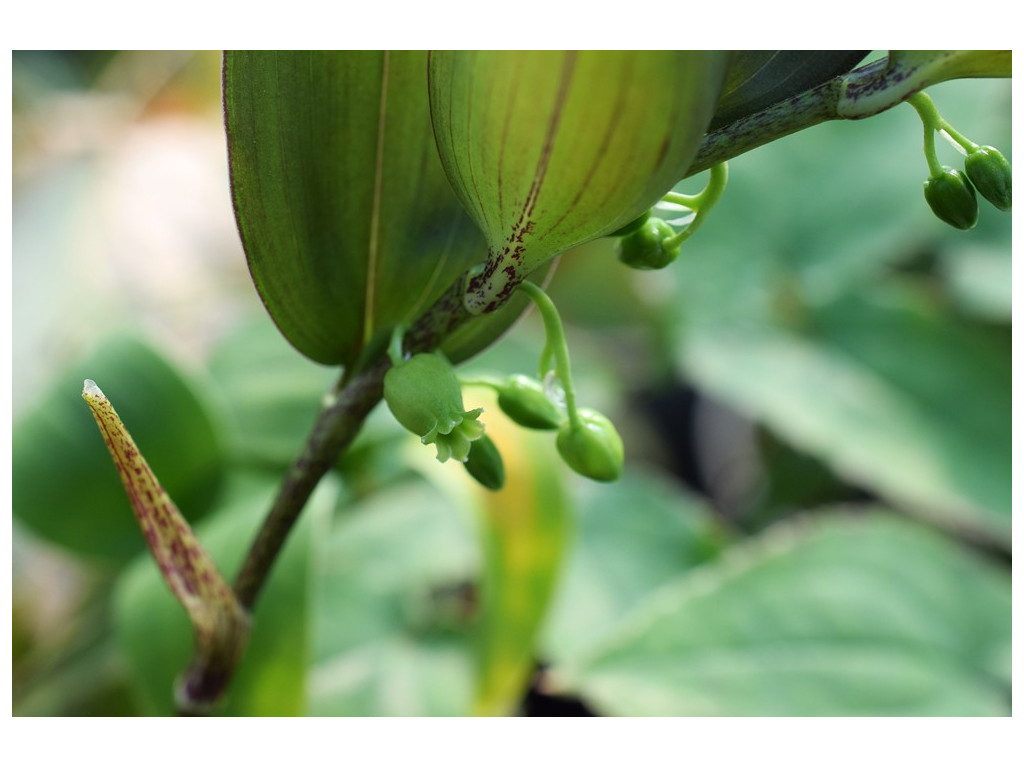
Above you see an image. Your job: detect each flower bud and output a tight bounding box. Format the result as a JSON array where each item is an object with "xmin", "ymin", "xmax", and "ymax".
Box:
[
  {"xmin": 924, "ymin": 167, "xmax": 978, "ymax": 230},
  {"xmin": 617, "ymin": 218, "xmax": 680, "ymax": 270},
  {"xmin": 463, "ymin": 434, "xmax": 505, "ymax": 491},
  {"xmin": 556, "ymin": 408, "xmax": 624, "ymax": 482},
  {"xmin": 496, "ymin": 375, "xmax": 565, "ymax": 430},
  {"xmin": 384, "ymin": 352, "xmax": 484, "ymax": 463},
  {"xmin": 964, "ymin": 146, "xmax": 1011, "ymax": 211}
]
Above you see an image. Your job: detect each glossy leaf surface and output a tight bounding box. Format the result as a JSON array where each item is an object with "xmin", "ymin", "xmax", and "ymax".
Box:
[
  {"xmin": 429, "ymin": 51, "xmax": 727, "ymax": 313},
  {"xmin": 224, "ymin": 51, "xmax": 489, "ymax": 367},
  {"xmin": 555, "ymin": 513, "xmax": 1010, "ymax": 716}
]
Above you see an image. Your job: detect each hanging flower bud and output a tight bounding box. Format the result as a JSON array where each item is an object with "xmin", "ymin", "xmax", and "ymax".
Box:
[
  {"xmin": 384, "ymin": 352, "xmax": 484, "ymax": 463},
  {"xmin": 964, "ymin": 146, "xmax": 1011, "ymax": 211},
  {"xmin": 496, "ymin": 374, "xmax": 565, "ymax": 431},
  {"xmin": 924, "ymin": 167, "xmax": 978, "ymax": 230},
  {"xmin": 617, "ymin": 217, "xmax": 681, "ymax": 270},
  {"xmin": 556, "ymin": 408, "xmax": 624, "ymax": 482},
  {"xmin": 463, "ymin": 434, "xmax": 506, "ymax": 491}
]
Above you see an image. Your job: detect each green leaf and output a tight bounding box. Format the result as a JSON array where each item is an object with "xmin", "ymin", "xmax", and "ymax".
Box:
[
  {"xmin": 555, "ymin": 512, "xmax": 1010, "ymax": 716},
  {"xmin": 308, "ymin": 480, "xmax": 478, "ymax": 716},
  {"xmin": 13, "ymin": 335, "xmax": 226, "ymax": 563},
  {"xmin": 429, "ymin": 51, "xmax": 727, "ymax": 314},
  {"xmin": 113, "ymin": 474, "xmax": 334, "ymax": 716},
  {"xmin": 710, "ymin": 51, "xmax": 870, "ymax": 129},
  {"xmin": 681, "ymin": 293, "xmax": 1010, "ymax": 543},
  {"xmin": 939, "ymin": 244, "xmax": 1012, "ymax": 322},
  {"xmin": 206, "ymin": 315, "xmax": 337, "ymax": 467},
  {"xmin": 224, "ymin": 51, "xmax": 489, "ymax": 368},
  {"xmin": 541, "ymin": 469, "xmax": 727, "ymax": 664}
]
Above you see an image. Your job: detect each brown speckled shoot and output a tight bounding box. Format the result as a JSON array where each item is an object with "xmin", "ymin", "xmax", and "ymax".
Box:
[{"xmin": 82, "ymin": 379, "xmax": 250, "ymax": 714}]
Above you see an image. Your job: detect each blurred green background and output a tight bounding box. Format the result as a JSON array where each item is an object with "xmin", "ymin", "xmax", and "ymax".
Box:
[{"xmin": 12, "ymin": 51, "xmax": 1011, "ymax": 716}]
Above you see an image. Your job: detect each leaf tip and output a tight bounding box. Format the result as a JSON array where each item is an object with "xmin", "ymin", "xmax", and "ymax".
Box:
[{"xmin": 82, "ymin": 378, "xmax": 102, "ymax": 398}]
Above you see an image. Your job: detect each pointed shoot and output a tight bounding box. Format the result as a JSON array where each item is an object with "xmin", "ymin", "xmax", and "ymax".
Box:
[{"xmin": 82, "ymin": 379, "xmax": 250, "ymax": 713}]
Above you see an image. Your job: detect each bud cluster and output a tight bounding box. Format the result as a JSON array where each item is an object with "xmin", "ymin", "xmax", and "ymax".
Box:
[{"xmin": 909, "ymin": 92, "xmax": 1011, "ymax": 230}]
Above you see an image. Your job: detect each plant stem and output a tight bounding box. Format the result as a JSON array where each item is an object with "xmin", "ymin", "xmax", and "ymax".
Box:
[
  {"xmin": 182, "ymin": 282, "xmax": 473, "ymax": 711},
  {"xmin": 907, "ymin": 93, "xmax": 946, "ymax": 177},
  {"xmin": 687, "ymin": 51, "xmax": 1008, "ymax": 175},
  {"xmin": 516, "ymin": 281, "xmax": 581, "ymax": 430}
]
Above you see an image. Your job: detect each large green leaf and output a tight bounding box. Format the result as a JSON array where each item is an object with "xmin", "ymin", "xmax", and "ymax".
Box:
[
  {"xmin": 710, "ymin": 51, "xmax": 870, "ymax": 129},
  {"xmin": 307, "ymin": 479, "xmax": 478, "ymax": 716},
  {"xmin": 113, "ymin": 474, "xmax": 334, "ymax": 716},
  {"xmin": 224, "ymin": 51, "xmax": 491, "ymax": 368},
  {"xmin": 205, "ymin": 315, "xmax": 338, "ymax": 468},
  {"xmin": 554, "ymin": 512, "xmax": 1010, "ymax": 716},
  {"xmin": 429, "ymin": 51, "xmax": 727, "ymax": 314},
  {"xmin": 541, "ymin": 469, "xmax": 727, "ymax": 665},
  {"xmin": 12, "ymin": 335, "xmax": 226, "ymax": 563},
  {"xmin": 681, "ymin": 301, "xmax": 1009, "ymax": 544}
]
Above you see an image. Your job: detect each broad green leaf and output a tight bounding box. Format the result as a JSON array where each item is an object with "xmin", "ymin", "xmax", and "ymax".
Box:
[
  {"xmin": 710, "ymin": 50, "xmax": 870, "ymax": 129},
  {"xmin": 554, "ymin": 512, "xmax": 1010, "ymax": 716},
  {"xmin": 224, "ymin": 51, "xmax": 490, "ymax": 368},
  {"xmin": 114, "ymin": 474, "xmax": 334, "ymax": 716},
  {"xmin": 541, "ymin": 469, "xmax": 727, "ymax": 665},
  {"xmin": 429, "ymin": 51, "xmax": 727, "ymax": 314},
  {"xmin": 308, "ymin": 479, "xmax": 478, "ymax": 716},
  {"xmin": 206, "ymin": 315, "xmax": 338, "ymax": 468},
  {"xmin": 13, "ymin": 335, "xmax": 226, "ymax": 563},
  {"xmin": 681, "ymin": 294, "xmax": 1010, "ymax": 543}
]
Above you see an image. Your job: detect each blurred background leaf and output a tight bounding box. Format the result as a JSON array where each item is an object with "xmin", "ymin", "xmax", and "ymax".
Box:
[
  {"xmin": 307, "ymin": 478, "xmax": 478, "ymax": 716},
  {"xmin": 552, "ymin": 512, "xmax": 1010, "ymax": 716},
  {"xmin": 13, "ymin": 335, "xmax": 227, "ymax": 563}
]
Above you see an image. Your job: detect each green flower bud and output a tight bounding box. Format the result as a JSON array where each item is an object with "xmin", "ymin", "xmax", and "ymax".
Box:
[
  {"xmin": 556, "ymin": 408, "xmax": 624, "ymax": 482},
  {"xmin": 617, "ymin": 218, "xmax": 681, "ymax": 270},
  {"xmin": 496, "ymin": 375, "xmax": 565, "ymax": 430},
  {"xmin": 384, "ymin": 352, "xmax": 484, "ymax": 463},
  {"xmin": 965, "ymin": 146, "xmax": 1011, "ymax": 211},
  {"xmin": 924, "ymin": 167, "xmax": 978, "ymax": 230},
  {"xmin": 463, "ymin": 434, "xmax": 505, "ymax": 491}
]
